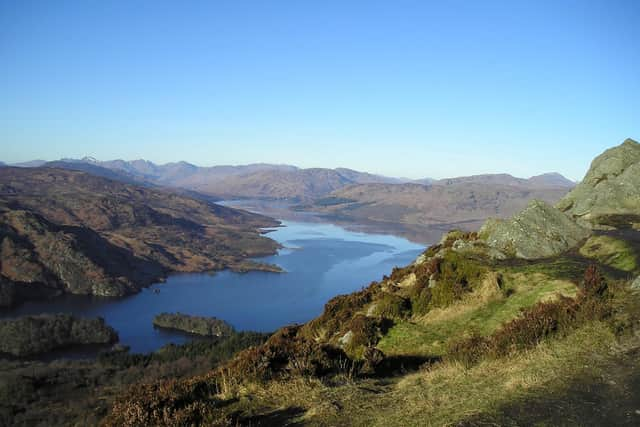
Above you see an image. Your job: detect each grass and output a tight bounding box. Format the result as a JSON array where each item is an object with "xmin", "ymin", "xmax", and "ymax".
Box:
[
  {"xmin": 378, "ymin": 272, "xmax": 577, "ymax": 357},
  {"xmin": 364, "ymin": 322, "xmax": 619, "ymax": 426},
  {"xmin": 579, "ymin": 235, "xmax": 638, "ymax": 272},
  {"xmin": 292, "ymin": 322, "xmax": 621, "ymax": 426},
  {"xmin": 235, "ymin": 321, "xmax": 622, "ymax": 426}
]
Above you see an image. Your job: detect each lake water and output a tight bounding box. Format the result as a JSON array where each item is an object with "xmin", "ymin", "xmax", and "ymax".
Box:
[{"xmin": 0, "ymin": 220, "xmax": 424, "ymax": 354}]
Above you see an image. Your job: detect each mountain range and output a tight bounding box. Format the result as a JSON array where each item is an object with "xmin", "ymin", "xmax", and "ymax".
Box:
[
  {"xmin": 2, "ymin": 158, "xmax": 576, "ymax": 242},
  {"xmin": 3, "ymin": 157, "xmax": 573, "ymax": 202}
]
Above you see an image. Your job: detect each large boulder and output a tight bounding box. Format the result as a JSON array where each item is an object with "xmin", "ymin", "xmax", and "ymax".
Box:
[
  {"xmin": 479, "ymin": 200, "xmax": 590, "ymax": 259},
  {"xmin": 556, "ymin": 138, "xmax": 640, "ymax": 228}
]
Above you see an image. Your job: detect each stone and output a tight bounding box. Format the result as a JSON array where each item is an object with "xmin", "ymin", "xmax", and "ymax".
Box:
[
  {"xmin": 479, "ymin": 200, "xmax": 590, "ymax": 259},
  {"xmin": 557, "ymin": 138, "xmax": 640, "ymax": 228}
]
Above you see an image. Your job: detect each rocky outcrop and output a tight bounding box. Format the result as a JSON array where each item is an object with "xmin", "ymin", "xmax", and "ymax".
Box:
[
  {"xmin": 479, "ymin": 200, "xmax": 590, "ymax": 259},
  {"xmin": 557, "ymin": 138, "xmax": 640, "ymax": 228},
  {"xmin": 0, "ymin": 210, "xmax": 164, "ymax": 305},
  {"xmin": 153, "ymin": 313, "xmax": 235, "ymax": 337},
  {"xmin": 0, "ymin": 314, "xmax": 118, "ymax": 357}
]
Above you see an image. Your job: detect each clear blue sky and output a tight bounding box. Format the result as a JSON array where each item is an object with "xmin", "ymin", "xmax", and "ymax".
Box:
[{"xmin": 1, "ymin": 0, "xmax": 638, "ymax": 180}]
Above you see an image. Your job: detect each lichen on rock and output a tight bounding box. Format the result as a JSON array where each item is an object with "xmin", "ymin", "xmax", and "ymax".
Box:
[
  {"xmin": 557, "ymin": 138, "xmax": 640, "ymax": 228},
  {"xmin": 479, "ymin": 200, "xmax": 590, "ymax": 259}
]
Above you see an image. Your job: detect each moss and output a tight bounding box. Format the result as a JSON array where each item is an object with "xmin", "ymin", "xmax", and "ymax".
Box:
[{"xmin": 579, "ymin": 235, "xmax": 637, "ymax": 272}]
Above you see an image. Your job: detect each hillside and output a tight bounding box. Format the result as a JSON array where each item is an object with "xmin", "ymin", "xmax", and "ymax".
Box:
[
  {"xmin": 99, "ymin": 138, "xmax": 640, "ymax": 426},
  {"xmin": 298, "ymin": 174, "xmax": 573, "ymax": 235},
  {"xmin": 0, "ymin": 167, "xmax": 280, "ymax": 306}
]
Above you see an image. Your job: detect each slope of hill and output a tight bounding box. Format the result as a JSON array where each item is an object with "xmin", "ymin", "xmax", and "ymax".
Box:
[
  {"xmin": 298, "ymin": 174, "xmax": 574, "ymax": 235},
  {"xmin": 0, "ymin": 167, "xmax": 280, "ymax": 306},
  {"xmin": 99, "ymin": 138, "xmax": 640, "ymax": 427}
]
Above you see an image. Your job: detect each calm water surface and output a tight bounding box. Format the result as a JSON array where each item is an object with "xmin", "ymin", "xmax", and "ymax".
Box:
[{"xmin": 1, "ymin": 220, "xmax": 424, "ymax": 353}]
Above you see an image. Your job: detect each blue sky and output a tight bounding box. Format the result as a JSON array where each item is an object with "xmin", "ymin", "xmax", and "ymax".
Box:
[{"xmin": 1, "ymin": 0, "xmax": 638, "ymax": 180}]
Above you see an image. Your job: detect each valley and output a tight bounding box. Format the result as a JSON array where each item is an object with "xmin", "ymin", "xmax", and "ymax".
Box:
[
  {"xmin": 0, "ymin": 139, "xmax": 638, "ymax": 426},
  {"xmin": 3, "ymin": 3, "xmax": 636, "ymax": 425}
]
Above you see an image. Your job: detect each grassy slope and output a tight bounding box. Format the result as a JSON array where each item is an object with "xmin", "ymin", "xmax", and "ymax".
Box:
[{"xmin": 379, "ymin": 273, "xmax": 577, "ymax": 357}]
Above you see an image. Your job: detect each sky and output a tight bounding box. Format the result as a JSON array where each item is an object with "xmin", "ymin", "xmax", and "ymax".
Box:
[{"xmin": 1, "ymin": 0, "xmax": 638, "ymax": 181}]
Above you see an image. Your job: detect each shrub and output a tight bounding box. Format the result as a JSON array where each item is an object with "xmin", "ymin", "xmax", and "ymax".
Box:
[
  {"xmin": 409, "ymin": 282, "xmax": 432, "ymax": 316},
  {"xmin": 302, "ymin": 283, "xmax": 379, "ymax": 340},
  {"xmin": 446, "ymin": 333, "xmax": 491, "ymax": 367},
  {"xmin": 429, "ymin": 251, "xmax": 487, "ymax": 308},
  {"xmin": 224, "ymin": 326, "xmax": 350, "ymax": 382},
  {"xmin": 343, "ymin": 315, "xmax": 382, "ymax": 356},
  {"xmin": 489, "ymin": 296, "xmax": 578, "ymax": 356},
  {"xmin": 372, "ymin": 293, "xmax": 411, "ymax": 319}
]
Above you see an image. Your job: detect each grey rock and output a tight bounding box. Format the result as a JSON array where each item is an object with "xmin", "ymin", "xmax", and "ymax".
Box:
[
  {"xmin": 557, "ymin": 138, "xmax": 640, "ymax": 227},
  {"xmin": 479, "ymin": 200, "xmax": 590, "ymax": 259}
]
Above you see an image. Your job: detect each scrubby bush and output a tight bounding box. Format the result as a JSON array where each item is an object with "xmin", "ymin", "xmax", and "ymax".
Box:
[
  {"xmin": 224, "ymin": 325, "xmax": 349, "ymax": 382},
  {"xmin": 408, "ymin": 282, "xmax": 432, "ymax": 316},
  {"xmin": 343, "ymin": 314, "xmax": 383, "ymax": 356},
  {"xmin": 446, "ymin": 333, "xmax": 491, "ymax": 367},
  {"xmin": 302, "ymin": 283, "xmax": 379, "ymax": 340},
  {"xmin": 372, "ymin": 293, "xmax": 411, "ymax": 319},
  {"xmin": 429, "ymin": 251, "xmax": 487, "ymax": 308},
  {"xmin": 440, "ymin": 230, "xmax": 478, "ymax": 248}
]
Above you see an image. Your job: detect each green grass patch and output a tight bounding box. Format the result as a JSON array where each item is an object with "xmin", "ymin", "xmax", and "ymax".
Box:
[
  {"xmin": 579, "ymin": 235, "xmax": 637, "ymax": 272},
  {"xmin": 378, "ymin": 276, "xmax": 576, "ymax": 357}
]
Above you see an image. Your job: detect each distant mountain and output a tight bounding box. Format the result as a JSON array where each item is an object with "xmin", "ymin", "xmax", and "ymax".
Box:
[
  {"xmin": 12, "ymin": 160, "xmax": 47, "ymax": 167},
  {"xmin": 15, "ymin": 157, "xmax": 574, "ymax": 204},
  {"xmin": 299, "ymin": 174, "xmax": 574, "ymax": 234},
  {"xmin": 43, "ymin": 160, "xmax": 145, "ymax": 186},
  {"xmin": 527, "ymin": 172, "xmax": 576, "ymax": 188},
  {"xmin": 434, "ymin": 172, "xmax": 574, "ymax": 188},
  {"xmin": 40, "ymin": 158, "xmax": 401, "ymax": 201}
]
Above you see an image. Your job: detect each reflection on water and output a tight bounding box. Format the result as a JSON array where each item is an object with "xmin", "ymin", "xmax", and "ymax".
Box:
[{"xmin": 1, "ymin": 220, "xmax": 425, "ymax": 354}]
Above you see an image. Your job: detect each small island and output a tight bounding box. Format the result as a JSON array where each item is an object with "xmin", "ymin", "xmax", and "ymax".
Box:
[
  {"xmin": 0, "ymin": 314, "xmax": 118, "ymax": 357},
  {"xmin": 153, "ymin": 312, "xmax": 235, "ymax": 337}
]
